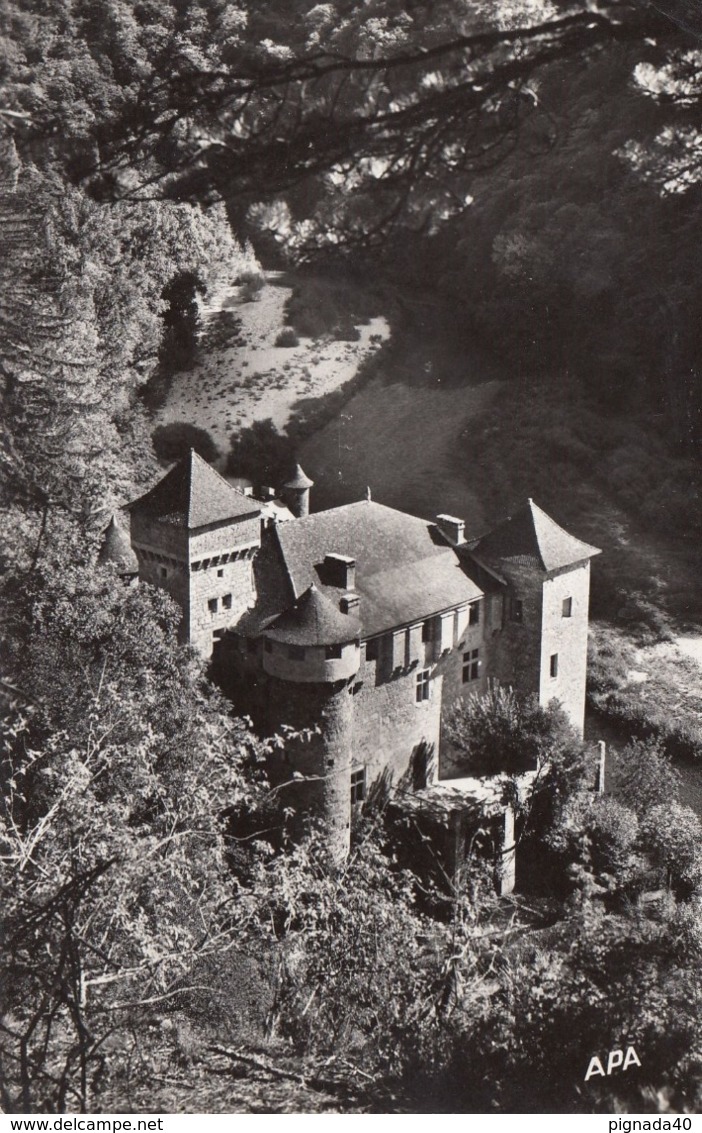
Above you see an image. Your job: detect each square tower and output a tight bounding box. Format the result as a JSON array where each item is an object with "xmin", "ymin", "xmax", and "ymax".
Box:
[
  {"xmin": 470, "ymin": 499, "xmax": 600, "ymax": 736},
  {"xmin": 127, "ymin": 450, "xmax": 262, "ymax": 654}
]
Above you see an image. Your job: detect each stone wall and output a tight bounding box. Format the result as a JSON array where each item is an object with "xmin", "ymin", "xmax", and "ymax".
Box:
[
  {"xmin": 187, "ymin": 516, "xmax": 261, "ymax": 654},
  {"xmin": 439, "ymin": 595, "xmax": 495, "ymax": 711},
  {"xmin": 188, "ymin": 553, "xmax": 257, "ymax": 654},
  {"xmin": 131, "ymin": 513, "xmax": 261, "ymax": 654},
  {"xmin": 262, "ymin": 639, "xmax": 360, "ymax": 683},
  {"xmin": 539, "ymin": 561, "xmax": 591, "ymax": 736},
  {"xmin": 352, "ymin": 647, "xmax": 442, "ymax": 791},
  {"xmin": 261, "ymin": 676, "xmax": 354, "ymax": 861},
  {"xmin": 489, "ymin": 562, "xmax": 545, "ymax": 700},
  {"xmin": 130, "ymin": 513, "xmax": 190, "ymax": 639},
  {"xmin": 130, "ymin": 513, "xmax": 189, "ymax": 561}
]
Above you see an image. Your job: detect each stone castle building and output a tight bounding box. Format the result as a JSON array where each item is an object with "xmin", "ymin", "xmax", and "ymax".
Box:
[{"xmin": 110, "ymin": 449, "xmax": 600, "ymax": 886}]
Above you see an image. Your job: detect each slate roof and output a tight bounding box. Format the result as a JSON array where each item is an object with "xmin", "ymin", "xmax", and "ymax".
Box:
[
  {"xmin": 284, "ymin": 462, "xmax": 314, "ymax": 490},
  {"xmin": 271, "ymin": 500, "xmax": 483, "ymax": 640},
  {"xmin": 127, "ymin": 450, "xmax": 260, "ymax": 529},
  {"xmin": 472, "ymin": 499, "xmax": 600, "ymax": 574},
  {"xmin": 265, "ymin": 584, "xmax": 360, "ymax": 645},
  {"xmin": 98, "ymin": 515, "xmax": 138, "ymax": 574}
]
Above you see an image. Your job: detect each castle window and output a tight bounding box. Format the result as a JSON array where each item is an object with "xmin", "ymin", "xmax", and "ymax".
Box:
[
  {"xmin": 222, "ymin": 593, "xmax": 232, "ymax": 610},
  {"xmin": 208, "ymin": 598, "xmax": 218, "ymax": 615},
  {"xmin": 510, "ymin": 598, "xmax": 523, "ymax": 624},
  {"xmin": 288, "ymin": 645, "xmax": 306, "ymax": 661},
  {"xmin": 350, "ymin": 768, "xmax": 366, "ymax": 804},
  {"xmin": 462, "ymin": 648, "xmax": 481, "ymax": 683},
  {"xmin": 550, "ymin": 653, "xmax": 559, "ymax": 679},
  {"xmin": 421, "ymin": 621, "xmax": 432, "ymax": 643},
  {"xmin": 325, "ymin": 643, "xmax": 343, "ymax": 660},
  {"xmin": 202, "ymin": 559, "xmax": 211, "ymax": 570},
  {"xmin": 217, "ymin": 568, "xmax": 224, "ymax": 578},
  {"xmin": 469, "ymin": 601, "xmax": 481, "ymax": 626},
  {"xmin": 416, "ymin": 669, "xmax": 431, "ymax": 703},
  {"xmin": 562, "ymin": 597, "xmax": 573, "ymax": 618},
  {"xmin": 159, "ymin": 566, "xmax": 168, "ymax": 579}
]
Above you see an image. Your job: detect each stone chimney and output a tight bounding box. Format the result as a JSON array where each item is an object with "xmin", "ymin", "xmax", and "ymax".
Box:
[
  {"xmin": 323, "ymin": 553, "xmax": 356, "ymax": 591},
  {"xmin": 340, "ymin": 591, "xmax": 360, "ymax": 614},
  {"xmin": 436, "ymin": 514, "xmax": 465, "ymax": 545}
]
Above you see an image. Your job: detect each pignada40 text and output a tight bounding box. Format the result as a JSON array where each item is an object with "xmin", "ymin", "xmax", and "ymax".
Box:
[{"xmin": 608, "ymin": 1120, "xmax": 692, "ymax": 1131}]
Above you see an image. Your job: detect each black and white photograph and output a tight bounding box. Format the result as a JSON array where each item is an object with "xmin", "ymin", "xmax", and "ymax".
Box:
[{"xmin": 3, "ymin": 0, "xmax": 702, "ymax": 1118}]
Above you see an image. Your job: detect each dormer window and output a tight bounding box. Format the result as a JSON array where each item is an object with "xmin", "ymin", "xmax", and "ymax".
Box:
[
  {"xmin": 326, "ymin": 643, "xmax": 343, "ymax": 660},
  {"xmin": 469, "ymin": 601, "xmax": 481, "ymax": 626},
  {"xmin": 323, "ymin": 553, "xmax": 356, "ymax": 590}
]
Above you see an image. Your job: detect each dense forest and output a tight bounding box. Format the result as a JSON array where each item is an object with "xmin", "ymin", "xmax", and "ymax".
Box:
[{"xmin": 3, "ymin": 0, "xmax": 702, "ymax": 1115}]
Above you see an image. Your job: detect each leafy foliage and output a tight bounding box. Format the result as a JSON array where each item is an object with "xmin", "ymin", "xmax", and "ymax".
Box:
[
  {"xmin": 443, "ymin": 685, "xmax": 580, "ymax": 776},
  {"xmin": 608, "ymin": 737, "xmax": 682, "ymax": 817},
  {"xmin": 0, "ymin": 560, "xmax": 273, "ymax": 1112},
  {"xmin": 152, "ymin": 422, "xmax": 220, "ymax": 465}
]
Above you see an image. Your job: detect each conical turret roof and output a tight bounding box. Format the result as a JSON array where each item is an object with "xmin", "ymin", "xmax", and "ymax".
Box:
[
  {"xmin": 127, "ymin": 450, "xmax": 260, "ymax": 529},
  {"xmin": 265, "ymin": 583, "xmax": 359, "ymax": 645},
  {"xmin": 98, "ymin": 515, "xmax": 138, "ymax": 574},
  {"xmin": 283, "ymin": 462, "xmax": 314, "ymax": 490},
  {"xmin": 472, "ymin": 499, "xmax": 600, "ymax": 575}
]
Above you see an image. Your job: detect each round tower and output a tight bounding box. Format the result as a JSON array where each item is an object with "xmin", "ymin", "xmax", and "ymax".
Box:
[
  {"xmin": 97, "ymin": 514, "xmax": 139, "ymax": 581},
  {"xmin": 262, "ymin": 584, "xmax": 361, "ymax": 861},
  {"xmin": 282, "ymin": 463, "xmax": 314, "ymax": 519}
]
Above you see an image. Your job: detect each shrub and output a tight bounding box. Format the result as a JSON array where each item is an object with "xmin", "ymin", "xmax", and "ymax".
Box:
[
  {"xmin": 546, "ymin": 793, "xmax": 641, "ymax": 893},
  {"xmin": 443, "ymin": 685, "xmax": 578, "ymax": 777},
  {"xmin": 238, "ymin": 270, "xmax": 265, "ymax": 302},
  {"xmin": 608, "ymin": 737, "xmax": 681, "ymax": 817},
  {"xmin": 332, "ymin": 320, "xmax": 361, "ymax": 341},
  {"xmin": 640, "ymin": 802, "xmax": 702, "ymax": 894},
  {"xmin": 227, "ymin": 418, "xmax": 295, "ymax": 486},
  {"xmin": 275, "ymin": 327, "xmax": 300, "ymax": 347},
  {"xmin": 152, "ymin": 422, "xmax": 220, "ymax": 464}
]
